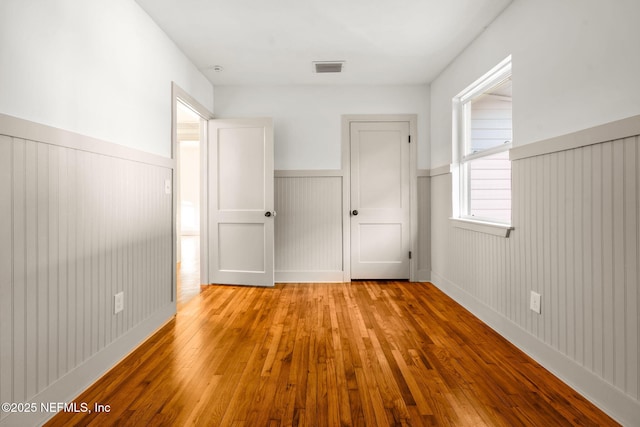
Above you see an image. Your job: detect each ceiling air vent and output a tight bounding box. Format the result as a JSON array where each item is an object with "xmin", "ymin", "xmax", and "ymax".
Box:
[{"xmin": 313, "ymin": 61, "xmax": 345, "ymax": 73}]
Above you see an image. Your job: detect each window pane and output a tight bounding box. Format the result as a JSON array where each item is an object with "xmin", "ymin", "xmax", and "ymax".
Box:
[
  {"xmin": 454, "ymin": 56, "xmax": 512, "ymax": 226},
  {"xmin": 468, "ymin": 78, "xmax": 512, "ymax": 154},
  {"xmin": 467, "ymin": 150, "xmax": 511, "ymax": 223}
]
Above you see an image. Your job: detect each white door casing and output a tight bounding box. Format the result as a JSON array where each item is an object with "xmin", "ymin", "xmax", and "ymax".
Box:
[
  {"xmin": 350, "ymin": 121, "xmax": 412, "ymax": 279},
  {"xmin": 207, "ymin": 118, "xmax": 275, "ymax": 287}
]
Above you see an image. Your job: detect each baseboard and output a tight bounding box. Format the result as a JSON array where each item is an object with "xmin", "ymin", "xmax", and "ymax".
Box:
[
  {"xmin": 276, "ymin": 269, "xmax": 432, "ymax": 284},
  {"xmin": 415, "ymin": 269, "xmax": 431, "ymax": 282},
  {"xmin": 275, "ymin": 271, "xmax": 344, "ymax": 283},
  {"xmin": 2, "ymin": 303, "xmax": 176, "ymax": 427},
  {"xmin": 429, "ymin": 271, "xmax": 640, "ymax": 427}
]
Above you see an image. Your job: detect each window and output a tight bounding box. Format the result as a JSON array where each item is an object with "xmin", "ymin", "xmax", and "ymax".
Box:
[{"xmin": 453, "ymin": 56, "xmax": 512, "ymax": 227}]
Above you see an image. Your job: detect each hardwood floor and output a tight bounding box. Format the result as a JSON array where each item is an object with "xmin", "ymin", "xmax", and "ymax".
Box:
[
  {"xmin": 177, "ymin": 235, "xmax": 202, "ymax": 307},
  {"xmin": 46, "ymin": 281, "xmax": 618, "ymax": 426}
]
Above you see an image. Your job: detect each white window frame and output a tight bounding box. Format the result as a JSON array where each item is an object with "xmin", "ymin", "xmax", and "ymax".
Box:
[{"xmin": 451, "ymin": 56, "xmax": 514, "ymax": 237}]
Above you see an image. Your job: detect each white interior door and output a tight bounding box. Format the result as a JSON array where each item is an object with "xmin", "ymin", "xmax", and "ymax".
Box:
[
  {"xmin": 350, "ymin": 121, "xmax": 411, "ymax": 279},
  {"xmin": 207, "ymin": 118, "xmax": 274, "ymax": 287}
]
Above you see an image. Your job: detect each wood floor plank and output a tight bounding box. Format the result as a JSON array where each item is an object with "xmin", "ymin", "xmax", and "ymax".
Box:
[{"xmin": 46, "ymin": 282, "xmax": 619, "ymax": 426}]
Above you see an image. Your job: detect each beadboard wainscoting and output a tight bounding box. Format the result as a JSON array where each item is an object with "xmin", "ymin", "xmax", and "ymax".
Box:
[
  {"xmin": 416, "ymin": 172, "xmax": 431, "ymax": 282},
  {"xmin": 430, "ymin": 115, "xmax": 640, "ymax": 425},
  {"xmin": 0, "ymin": 114, "xmax": 176, "ymax": 426},
  {"xmin": 274, "ymin": 171, "xmax": 344, "ymax": 282}
]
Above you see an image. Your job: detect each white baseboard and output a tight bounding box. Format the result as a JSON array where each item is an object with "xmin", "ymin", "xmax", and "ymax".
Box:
[
  {"xmin": 3, "ymin": 303, "xmax": 176, "ymax": 427},
  {"xmin": 276, "ymin": 269, "xmax": 431, "ymax": 284},
  {"xmin": 429, "ymin": 271, "xmax": 640, "ymax": 427}
]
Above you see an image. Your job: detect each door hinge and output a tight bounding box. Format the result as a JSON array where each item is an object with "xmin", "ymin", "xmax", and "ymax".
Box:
[
  {"xmin": 409, "ymin": 251, "xmax": 412, "ymax": 259},
  {"xmin": 408, "ymin": 135, "xmax": 411, "ymax": 143}
]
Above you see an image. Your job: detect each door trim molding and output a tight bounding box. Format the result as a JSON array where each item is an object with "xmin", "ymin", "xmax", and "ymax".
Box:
[
  {"xmin": 171, "ymin": 83, "xmax": 214, "ymax": 294},
  {"xmin": 341, "ymin": 114, "xmax": 418, "ymax": 282}
]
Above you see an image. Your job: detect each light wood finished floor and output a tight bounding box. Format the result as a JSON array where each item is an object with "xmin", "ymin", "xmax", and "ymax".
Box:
[
  {"xmin": 47, "ymin": 281, "xmax": 618, "ymax": 426},
  {"xmin": 177, "ymin": 235, "xmax": 202, "ymax": 307}
]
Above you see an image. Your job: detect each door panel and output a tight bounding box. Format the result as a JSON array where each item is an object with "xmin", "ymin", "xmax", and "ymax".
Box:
[
  {"xmin": 208, "ymin": 118, "xmax": 274, "ymax": 287},
  {"xmin": 358, "ymin": 130, "xmax": 403, "ymax": 209},
  {"xmin": 359, "ymin": 224, "xmax": 403, "ymax": 262},
  {"xmin": 351, "ymin": 122, "xmax": 410, "ymax": 279},
  {"xmin": 218, "ymin": 223, "xmax": 265, "ymax": 271},
  {"xmin": 217, "ymin": 127, "xmax": 265, "ymax": 210}
]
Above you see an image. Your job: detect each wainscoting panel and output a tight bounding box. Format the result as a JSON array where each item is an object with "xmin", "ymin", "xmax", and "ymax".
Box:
[
  {"xmin": 510, "ymin": 136, "xmax": 639, "ymax": 394},
  {"xmin": 274, "ymin": 175, "xmax": 343, "ymax": 282},
  {"xmin": 0, "ymin": 115, "xmax": 174, "ymax": 426},
  {"xmin": 429, "ymin": 121, "xmax": 640, "ymax": 425},
  {"xmin": 416, "ymin": 175, "xmax": 431, "ymax": 281}
]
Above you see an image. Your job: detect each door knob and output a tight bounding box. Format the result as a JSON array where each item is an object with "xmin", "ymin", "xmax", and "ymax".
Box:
[
  {"xmin": 264, "ymin": 211, "xmax": 272, "ymax": 217},
  {"xmin": 351, "ymin": 210, "xmax": 358, "ymax": 216}
]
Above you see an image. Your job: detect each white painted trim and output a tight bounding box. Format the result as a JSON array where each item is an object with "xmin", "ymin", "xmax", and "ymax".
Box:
[
  {"xmin": 417, "ymin": 169, "xmax": 431, "ymax": 177},
  {"xmin": 409, "ymin": 116, "xmax": 418, "ymax": 282},
  {"xmin": 450, "ymin": 217, "xmax": 514, "ymax": 238},
  {"xmin": 0, "ymin": 113, "xmax": 174, "ymax": 168},
  {"xmin": 341, "ymin": 114, "xmax": 420, "ymax": 123},
  {"xmin": 510, "ymin": 114, "xmax": 640, "ymax": 161},
  {"xmin": 275, "ymin": 271, "xmax": 344, "ymax": 283},
  {"xmin": 341, "ymin": 114, "xmax": 418, "ymax": 282},
  {"xmin": 457, "ymin": 55, "xmax": 512, "ymax": 103},
  {"xmin": 275, "ymin": 170, "xmax": 344, "ymax": 177},
  {"xmin": 16, "ymin": 304, "xmax": 176, "ymax": 427},
  {"xmin": 171, "ymin": 82, "xmax": 214, "ymax": 120},
  {"xmin": 429, "ymin": 164, "xmax": 452, "ymax": 177},
  {"xmin": 341, "ymin": 117, "xmax": 352, "ymax": 282},
  {"xmin": 199, "ymin": 121, "xmax": 209, "ymax": 286},
  {"xmin": 429, "ymin": 272, "xmax": 640, "ymax": 427},
  {"xmin": 171, "ymin": 83, "xmax": 214, "ymax": 288}
]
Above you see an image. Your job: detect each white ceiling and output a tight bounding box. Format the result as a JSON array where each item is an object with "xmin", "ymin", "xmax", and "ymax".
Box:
[{"xmin": 135, "ymin": 0, "xmax": 513, "ymax": 86}]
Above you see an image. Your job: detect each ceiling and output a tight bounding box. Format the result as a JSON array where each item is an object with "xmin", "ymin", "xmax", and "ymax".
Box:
[{"xmin": 135, "ymin": 0, "xmax": 513, "ymax": 86}]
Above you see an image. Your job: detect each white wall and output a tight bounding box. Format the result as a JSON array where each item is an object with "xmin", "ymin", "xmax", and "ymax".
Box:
[
  {"xmin": 214, "ymin": 85, "xmax": 430, "ymax": 169},
  {"xmin": 430, "ymin": 0, "xmax": 640, "ymax": 168},
  {"xmin": 428, "ymin": 0, "xmax": 640, "ymax": 424},
  {"xmin": 0, "ymin": 0, "xmax": 214, "ymax": 157},
  {"xmin": 0, "ymin": 1, "xmax": 213, "ymax": 424}
]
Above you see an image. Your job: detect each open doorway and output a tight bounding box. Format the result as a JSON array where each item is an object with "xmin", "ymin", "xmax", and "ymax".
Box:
[
  {"xmin": 172, "ymin": 83, "xmax": 213, "ymax": 308},
  {"xmin": 176, "ymin": 100, "xmax": 204, "ymax": 305}
]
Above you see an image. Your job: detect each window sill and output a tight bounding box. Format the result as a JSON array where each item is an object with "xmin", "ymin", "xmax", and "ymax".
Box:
[{"xmin": 450, "ymin": 218, "xmax": 514, "ymax": 238}]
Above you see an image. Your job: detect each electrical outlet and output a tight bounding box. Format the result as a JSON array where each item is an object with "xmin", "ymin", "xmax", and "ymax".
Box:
[
  {"xmin": 114, "ymin": 292, "xmax": 124, "ymax": 314},
  {"xmin": 530, "ymin": 291, "xmax": 541, "ymax": 314}
]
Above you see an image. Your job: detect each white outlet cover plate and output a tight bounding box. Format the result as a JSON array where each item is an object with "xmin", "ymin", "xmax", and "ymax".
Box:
[
  {"xmin": 114, "ymin": 292, "xmax": 124, "ymax": 314},
  {"xmin": 530, "ymin": 291, "xmax": 541, "ymax": 314}
]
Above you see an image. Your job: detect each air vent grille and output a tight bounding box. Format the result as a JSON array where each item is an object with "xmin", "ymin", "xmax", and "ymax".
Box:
[{"xmin": 313, "ymin": 61, "xmax": 345, "ymax": 73}]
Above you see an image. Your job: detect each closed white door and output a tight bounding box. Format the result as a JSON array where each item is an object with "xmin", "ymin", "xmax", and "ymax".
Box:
[
  {"xmin": 207, "ymin": 118, "xmax": 274, "ymax": 287},
  {"xmin": 350, "ymin": 121, "xmax": 411, "ymax": 279}
]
